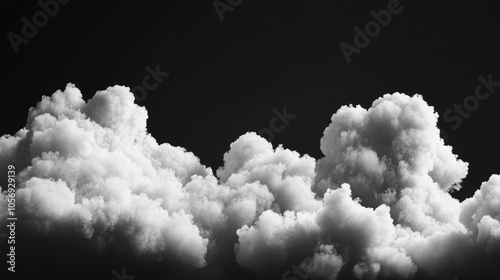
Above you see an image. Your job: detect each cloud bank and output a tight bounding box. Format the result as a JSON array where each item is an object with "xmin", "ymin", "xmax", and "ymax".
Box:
[{"xmin": 0, "ymin": 84, "xmax": 498, "ymax": 279}]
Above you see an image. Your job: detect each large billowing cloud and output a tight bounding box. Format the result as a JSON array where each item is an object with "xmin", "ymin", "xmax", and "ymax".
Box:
[{"xmin": 0, "ymin": 84, "xmax": 498, "ymax": 279}]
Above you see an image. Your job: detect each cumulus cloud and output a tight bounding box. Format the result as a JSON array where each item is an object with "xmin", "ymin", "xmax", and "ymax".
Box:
[
  {"xmin": 0, "ymin": 84, "xmax": 498, "ymax": 279},
  {"xmin": 314, "ymin": 93, "xmax": 469, "ymax": 208},
  {"xmin": 299, "ymin": 244, "xmax": 344, "ymax": 280},
  {"xmin": 461, "ymin": 175, "xmax": 500, "ymax": 251}
]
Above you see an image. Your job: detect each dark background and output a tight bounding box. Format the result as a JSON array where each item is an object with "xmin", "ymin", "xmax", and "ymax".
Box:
[{"xmin": 2, "ymin": 0, "xmax": 499, "ymax": 279}]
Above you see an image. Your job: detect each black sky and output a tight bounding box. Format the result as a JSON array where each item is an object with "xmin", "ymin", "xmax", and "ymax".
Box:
[{"xmin": 2, "ymin": 0, "xmax": 500, "ymax": 279}]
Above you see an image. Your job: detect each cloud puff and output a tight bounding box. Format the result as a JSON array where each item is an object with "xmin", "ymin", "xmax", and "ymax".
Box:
[
  {"xmin": 461, "ymin": 175, "xmax": 500, "ymax": 251},
  {"xmin": 0, "ymin": 84, "xmax": 499, "ymax": 279},
  {"xmin": 235, "ymin": 210, "xmax": 321, "ymax": 275},
  {"xmin": 299, "ymin": 244, "xmax": 344, "ymax": 280},
  {"xmin": 1, "ymin": 84, "xmax": 210, "ymax": 267},
  {"xmin": 315, "ymin": 93, "xmax": 469, "ymax": 208}
]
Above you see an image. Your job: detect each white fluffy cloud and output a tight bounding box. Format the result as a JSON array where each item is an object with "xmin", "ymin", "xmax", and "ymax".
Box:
[
  {"xmin": 461, "ymin": 175, "xmax": 500, "ymax": 251},
  {"xmin": 315, "ymin": 93, "xmax": 469, "ymax": 207},
  {"xmin": 0, "ymin": 84, "xmax": 498, "ymax": 279}
]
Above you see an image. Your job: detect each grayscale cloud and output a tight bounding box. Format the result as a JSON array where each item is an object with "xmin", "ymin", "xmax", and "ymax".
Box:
[{"xmin": 0, "ymin": 84, "xmax": 498, "ymax": 279}]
